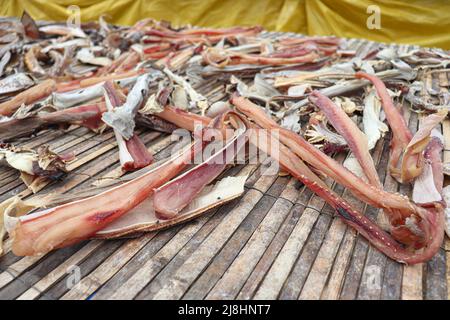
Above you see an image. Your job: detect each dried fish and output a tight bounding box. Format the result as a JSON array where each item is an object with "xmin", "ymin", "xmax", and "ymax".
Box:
[
  {"xmin": 39, "ymin": 24, "xmax": 87, "ymax": 38},
  {"xmin": 232, "ymin": 95, "xmax": 445, "ymax": 264},
  {"xmin": 135, "ymin": 113, "xmax": 178, "ymax": 133},
  {"xmin": 0, "ymin": 144, "xmax": 70, "ymax": 192},
  {"xmin": 412, "ymin": 133, "xmax": 443, "ymax": 204},
  {"xmin": 0, "ymin": 73, "xmax": 34, "ymax": 95},
  {"xmin": 357, "ymin": 72, "xmax": 447, "ymax": 183},
  {"xmin": 5, "ymin": 138, "xmax": 203, "ymax": 256},
  {"xmin": 97, "ymin": 175, "xmax": 247, "ymax": 238},
  {"xmin": 103, "ymin": 80, "xmax": 153, "ymax": 171},
  {"xmin": 0, "ymin": 50, "xmax": 11, "ymax": 77},
  {"xmin": 102, "ymin": 73, "xmax": 154, "ymax": 139},
  {"xmin": 53, "ymin": 73, "xmax": 140, "ymax": 108},
  {"xmin": 41, "ymin": 38, "xmax": 89, "ymax": 53},
  {"xmin": 332, "ymin": 96, "xmax": 361, "ymax": 115},
  {"xmin": 0, "ymin": 102, "xmax": 107, "ymax": 140},
  {"xmin": 305, "ymin": 121, "xmax": 347, "ymax": 148},
  {"xmin": 154, "ymin": 111, "xmax": 247, "ymax": 219},
  {"xmin": 25, "ymin": 45, "xmax": 46, "ymax": 76},
  {"xmin": 405, "ymin": 80, "xmax": 450, "ymax": 111},
  {"xmin": 206, "ymin": 101, "xmax": 232, "ymax": 118},
  {"xmin": 310, "ymin": 91, "xmax": 381, "ymax": 188},
  {"xmin": 20, "ymin": 11, "xmax": 39, "ymax": 39},
  {"xmin": 362, "ymin": 88, "xmax": 389, "ymax": 150},
  {"xmin": 163, "ymin": 67, "xmax": 208, "ymax": 113},
  {"xmin": 76, "ymin": 47, "xmax": 112, "ymax": 66},
  {"xmin": 0, "ymin": 79, "xmax": 56, "ymax": 116},
  {"xmin": 287, "ymin": 69, "xmax": 403, "ymax": 114}
]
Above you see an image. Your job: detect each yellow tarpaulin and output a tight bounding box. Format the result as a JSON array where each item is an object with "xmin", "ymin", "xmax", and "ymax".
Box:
[{"xmin": 1, "ymin": 0, "xmax": 449, "ymax": 49}]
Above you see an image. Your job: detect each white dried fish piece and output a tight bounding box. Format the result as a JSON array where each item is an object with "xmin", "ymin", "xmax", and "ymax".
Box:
[
  {"xmin": 260, "ymin": 39, "xmax": 274, "ymax": 55},
  {"xmin": 412, "ymin": 128, "xmax": 444, "ymax": 204},
  {"xmin": 231, "ymin": 75, "xmax": 280, "ymax": 110},
  {"xmin": 343, "ymin": 154, "xmax": 367, "ymax": 181},
  {"xmin": 287, "ymin": 84, "xmax": 309, "ymax": 97},
  {"xmin": 325, "ymin": 60, "xmax": 355, "ymax": 74},
  {"xmin": 363, "ymin": 89, "xmax": 389, "ymax": 150},
  {"xmin": 0, "ymin": 197, "xmax": 38, "ymax": 255},
  {"xmin": 130, "ymin": 44, "xmax": 144, "ymax": 56},
  {"xmin": 52, "ymin": 74, "xmax": 141, "ymax": 108},
  {"xmin": 390, "ymin": 59, "xmax": 417, "ymax": 80},
  {"xmin": 52, "ymin": 83, "xmax": 104, "ymax": 108},
  {"xmin": 185, "ymin": 63, "xmax": 206, "ymax": 87},
  {"xmin": 0, "ymin": 147, "xmax": 36, "ymax": 175},
  {"xmin": 0, "ymin": 51, "xmax": 11, "ymax": 77},
  {"xmin": 353, "ymin": 58, "xmax": 375, "ymax": 74},
  {"xmin": 206, "ymin": 101, "xmax": 231, "ymax": 118},
  {"xmin": 41, "ymin": 38, "xmax": 89, "ymax": 53},
  {"xmin": 141, "ymin": 93, "xmax": 164, "ymax": 114},
  {"xmin": 231, "ymin": 75, "xmax": 249, "ymax": 95},
  {"xmin": 163, "ymin": 67, "xmax": 208, "ymax": 113},
  {"xmin": 98, "ymin": 14, "xmax": 111, "ymax": 37},
  {"xmin": 171, "ymin": 85, "xmax": 189, "ymax": 110},
  {"xmin": 413, "ymin": 161, "xmax": 442, "ymax": 204},
  {"xmin": 0, "ymin": 144, "xmax": 68, "ymax": 191},
  {"xmin": 39, "ymin": 24, "xmax": 87, "ymax": 38},
  {"xmin": 305, "ymin": 122, "xmax": 347, "ymax": 147},
  {"xmin": 281, "ymin": 112, "xmax": 300, "ymax": 133},
  {"xmin": 76, "ymin": 47, "xmax": 112, "ymax": 66},
  {"xmin": 332, "ymin": 96, "xmax": 361, "ymax": 115},
  {"xmin": 443, "ymin": 162, "xmax": 450, "ymax": 176},
  {"xmin": 251, "ymin": 74, "xmax": 280, "ymax": 97},
  {"xmin": 405, "ymin": 80, "xmax": 449, "ymax": 111},
  {"xmin": 376, "ymin": 47, "xmax": 398, "ymax": 61},
  {"xmin": 0, "ymin": 73, "xmax": 34, "ymax": 95},
  {"xmin": 102, "ymin": 73, "xmax": 153, "ymax": 139},
  {"xmin": 401, "ymin": 49, "xmax": 450, "ymax": 68}
]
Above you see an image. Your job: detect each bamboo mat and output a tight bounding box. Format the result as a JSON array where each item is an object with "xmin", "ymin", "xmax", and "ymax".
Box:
[{"xmin": 0, "ymin": 32, "xmax": 448, "ymax": 300}]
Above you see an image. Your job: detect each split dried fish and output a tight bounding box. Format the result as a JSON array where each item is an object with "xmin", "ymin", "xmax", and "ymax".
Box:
[
  {"xmin": 103, "ymin": 80, "xmax": 153, "ymax": 171},
  {"xmin": 362, "ymin": 88, "xmax": 389, "ymax": 150},
  {"xmin": 232, "ymin": 95, "xmax": 445, "ymax": 264},
  {"xmin": 0, "ymin": 73, "xmax": 34, "ymax": 95},
  {"xmin": 0, "ymin": 144, "xmax": 71, "ymax": 192},
  {"xmin": 102, "ymin": 73, "xmax": 154, "ymax": 139}
]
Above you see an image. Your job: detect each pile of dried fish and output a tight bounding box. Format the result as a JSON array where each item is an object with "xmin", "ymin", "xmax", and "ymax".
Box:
[{"xmin": 0, "ymin": 12, "xmax": 449, "ymax": 264}]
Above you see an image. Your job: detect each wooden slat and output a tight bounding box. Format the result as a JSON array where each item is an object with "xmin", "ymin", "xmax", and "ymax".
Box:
[
  {"xmin": 205, "ymin": 180, "xmax": 299, "ymax": 299},
  {"xmin": 181, "ymin": 179, "xmax": 291, "ymax": 299},
  {"xmin": 236, "ymin": 185, "xmax": 310, "ymax": 299},
  {"xmin": 252, "ymin": 204, "xmax": 324, "ymax": 299},
  {"xmin": 17, "ymin": 241, "xmax": 102, "ymax": 300},
  {"xmin": 299, "ymin": 218, "xmax": 346, "ymax": 300},
  {"xmin": 145, "ymin": 167, "xmax": 278, "ymax": 300},
  {"xmin": 98, "ymin": 214, "xmax": 211, "ymax": 300}
]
